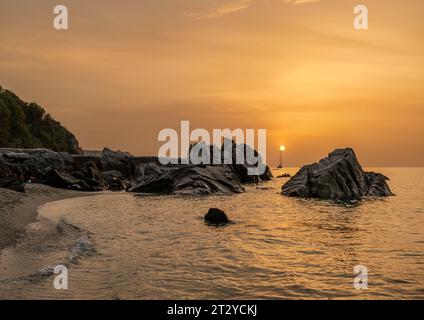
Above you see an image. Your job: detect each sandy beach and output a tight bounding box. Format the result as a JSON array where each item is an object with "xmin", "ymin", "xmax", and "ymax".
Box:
[{"xmin": 0, "ymin": 184, "xmax": 88, "ymax": 251}]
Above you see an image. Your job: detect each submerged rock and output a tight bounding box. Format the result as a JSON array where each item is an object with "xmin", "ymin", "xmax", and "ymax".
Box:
[
  {"xmin": 281, "ymin": 148, "xmax": 394, "ymax": 200},
  {"xmin": 128, "ymin": 163, "xmax": 245, "ymax": 195},
  {"xmin": 276, "ymin": 173, "xmax": 291, "ymax": 178},
  {"xmin": 204, "ymin": 208, "xmax": 230, "ymax": 225}
]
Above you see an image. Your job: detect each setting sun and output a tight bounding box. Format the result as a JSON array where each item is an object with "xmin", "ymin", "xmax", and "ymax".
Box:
[{"xmin": 280, "ymin": 145, "xmax": 286, "ymax": 152}]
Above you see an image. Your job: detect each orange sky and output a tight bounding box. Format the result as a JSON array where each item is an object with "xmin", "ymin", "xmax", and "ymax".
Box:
[{"xmin": 1, "ymin": 0, "xmax": 423, "ymax": 166}]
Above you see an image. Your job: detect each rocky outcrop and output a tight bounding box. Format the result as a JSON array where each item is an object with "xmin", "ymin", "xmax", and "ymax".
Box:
[
  {"xmin": 100, "ymin": 148, "xmax": 132, "ymax": 176},
  {"xmin": 1, "ymin": 142, "xmax": 272, "ymax": 195},
  {"xmin": 128, "ymin": 163, "xmax": 245, "ymax": 195},
  {"xmin": 281, "ymin": 148, "xmax": 394, "ymax": 201},
  {"xmin": 204, "ymin": 208, "xmax": 230, "ymax": 225},
  {"xmin": 221, "ymin": 139, "xmax": 272, "ymax": 183},
  {"xmin": 0, "ymin": 148, "xmax": 122, "ymax": 192},
  {"xmin": 0, "ymin": 148, "xmax": 72, "ymax": 180},
  {"xmin": 42, "ymin": 169, "xmax": 93, "ymax": 191},
  {"xmin": 128, "ymin": 140, "xmax": 273, "ymax": 195},
  {"xmin": 74, "ymin": 161, "xmax": 106, "ymax": 190},
  {"xmin": 365, "ymin": 172, "xmax": 394, "ymax": 197},
  {"xmin": 101, "ymin": 170, "xmax": 127, "ymax": 191},
  {"xmin": 188, "ymin": 139, "xmax": 272, "ymax": 183}
]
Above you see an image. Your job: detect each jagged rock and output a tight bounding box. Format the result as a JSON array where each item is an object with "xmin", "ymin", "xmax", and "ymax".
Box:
[
  {"xmin": 281, "ymin": 148, "xmax": 394, "ymax": 200},
  {"xmin": 0, "ymin": 156, "xmax": 11, "ymax": 178},
  {"xmin": 128, "ymin": 163, "xmax": 244, "ymax": 195},
  {"xmin": 42, "ymin": 169, "xmax": 81, "ymax": 190},
  {"xmin": 277, "ymin": 173, "xmax": 291, "ymax": 178},
  {"xmin": 0, "ymin": 148, "xmax": 71, "ymax": 181},
  {"xmin": 188, "ymin": 140, "xmax": 272, "ymax": 184},
  {"xmin": 42, "ymin": 168, "xmax": 100, "ymax": 191},
  {"xmin": 108, "ymin": 177, "xmax": 127, "ymax": 191},
  {"xmin": 204, "ymin": 208, "xmax": 229, "ymax": 225},
  {"xmin": 101, "ymin": 170, "xmax": 127, "ymax": 191},
  {"xmin": 100, "ymin": 148, "xmax": 132, "ymax": 176},
  {"xmin": 101, "ymin": 170, "xmax": 124, "ymax": 180},
  {"xmin": 79, "ymin": 161, "xmax": 105, "ymax": 188},
  {"xmin": 365, "ymin": 172, "xmax": 394, "ymax": 197},
  {"xmin": 222, "ymin": 139, "xmax": 272, "ymax": 183}
]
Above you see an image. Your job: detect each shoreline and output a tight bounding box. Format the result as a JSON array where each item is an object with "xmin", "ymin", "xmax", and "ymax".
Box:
[{"xmin": 0, "ymin": 184, "xmax": 98, "ymax": 251}]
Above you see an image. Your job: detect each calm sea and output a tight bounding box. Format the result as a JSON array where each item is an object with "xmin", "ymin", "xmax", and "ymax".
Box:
[{"xmin": 1, "ymin": 168, "xmax": 423, "ymax": 299}]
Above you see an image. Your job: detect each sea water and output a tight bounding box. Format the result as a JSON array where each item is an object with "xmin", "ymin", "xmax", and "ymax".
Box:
[{"xmin": 1, "ymin": 168, "xmax": 423, "ymax": 299}]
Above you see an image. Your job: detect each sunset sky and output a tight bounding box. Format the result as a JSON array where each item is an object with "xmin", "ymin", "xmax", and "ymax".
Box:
[{"xmin": 1, "ymin": 0, "xmax": 423, "ymax": 166}]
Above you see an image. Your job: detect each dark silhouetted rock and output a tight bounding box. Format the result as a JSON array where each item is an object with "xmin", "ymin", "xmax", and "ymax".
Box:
[
  {"xmin": 0, "ymin": 148, "xmax": 72, "ymax": 182},
  {"xmin": 0, "ymin": 148, "xmax": 129, "ymax": 191},
  {"xmin": 204, "ymin": 208, "xmax": 229, "ymax": 225},
  {"xmin": 108, "ymin": 177, "xmax": 126, "ymax": 191},
  {"xmin": 102, "ymin": 170, "xmax": 127, "ymax": 191},
  {"xmin": 222, "ymin": 139, "xmax": 272, "ymax": 183},
  {"xmin": 78, "ymin": 161, "xmax": 106, "ymax": 189},
  {"xmin": 42, "ymin": 169, "xmax": 81, "ymax": 190},
  {"xmin": 100, "ymin": 148, "xmax": 132, "ymax": 176},
  {"xmin": 277, "ymin": 173, "xmax": 291, "ymax": 178},
  {"xmin": 128, "ymin": 163, "xmax": 244, "ymax": 195},
  {"xmin": 365, "ymin": 172, "xmax": 394, "ymax": 197},
  {"xmin": 188, "ymin": 139, "xmax": 272, "ymax": 184},
  {"xmin": 0, "ymin": 178, "xmax": 25, "ymax": 193},
  {"xmin": 282, "ymin": 148, "xmax": 394, "ymax": 201},
  {"xmin": 42, "ymin": 168, "xmax": 101, "ymax": 191}
]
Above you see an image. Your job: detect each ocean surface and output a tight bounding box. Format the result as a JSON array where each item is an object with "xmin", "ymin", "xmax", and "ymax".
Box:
[{"xmin": 1, "ymin": 168, "xmax": 424, "ymax": 299}]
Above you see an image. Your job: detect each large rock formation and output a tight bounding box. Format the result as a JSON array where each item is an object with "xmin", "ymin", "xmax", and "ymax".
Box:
[
  {"xmin": 223, "ymin": 140, "xmax": 272, "ymax": 183},
  {"xmin": 128, "ymin": 140, "xmax": 272, "ymax": 195},
  {"xmin": 100, "ymin": 148, "xmax": 132, "ymax": 177},
  {"xmin": 128, "ymin": 163, "xmax": 245, "ymax": 195},
  {"xmin": 0, "ymin": 148, "xmax": 72, "ymax": 180},
  {"xmin": 0, "ymin": 148, "xmax": 124, "ymax": 192},
  {"xmin": 1, "ymin": 141, "xmax": 272, "ymax": 195},
  {"xmin": 188, "ymin": 139, "xmax": 272, "ymax": 183},
  {"xmin": 281, "ymin": 148, "xmax": 394, "ymax": 200}
]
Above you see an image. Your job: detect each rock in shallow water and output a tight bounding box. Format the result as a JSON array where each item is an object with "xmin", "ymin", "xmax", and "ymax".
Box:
[
  {"xmin": 281, "ymin": 148, "xmax": 394, "ymax": 201},
  {"xmin": 276, "ymin": 173, "xmax": 291, "ymax": 178},
  {"xmin": 204, "ymin": 208, "xmax": 230, "ymax": 225}
]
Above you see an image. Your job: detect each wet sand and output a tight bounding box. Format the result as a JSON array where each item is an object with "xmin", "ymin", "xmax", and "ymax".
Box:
[{"xmin": 0, "ymin": 184, "xmax": 88, "ymax": 251}]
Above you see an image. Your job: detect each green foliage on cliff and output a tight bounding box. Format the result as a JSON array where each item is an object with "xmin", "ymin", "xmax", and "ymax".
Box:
[{"xmin": 0, "ymin": 86, "xmax": 81, "ymax": 154}]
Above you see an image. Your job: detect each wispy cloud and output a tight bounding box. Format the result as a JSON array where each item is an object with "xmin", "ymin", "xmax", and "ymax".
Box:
[
  {"xmin": 284, "ymin": 0, "xmax": 320, "ymax": 5},
  {"xmin": 184, "ymin": 0, "xmax": 321, "ymax": 21},
  {"xmin": 183, "ymin": 0, "xmax": 253, "ymax": 21}
]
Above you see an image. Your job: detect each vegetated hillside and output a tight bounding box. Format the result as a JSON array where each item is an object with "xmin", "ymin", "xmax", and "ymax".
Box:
[{"xmin": 0, "ymin": 86, "xmax": 81, "ymax": 154}]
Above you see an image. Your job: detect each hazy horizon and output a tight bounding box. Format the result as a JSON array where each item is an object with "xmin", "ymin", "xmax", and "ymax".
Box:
[{"xmin": 1, "ymin": 0, "xmax": 423, "ymax": 166}]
